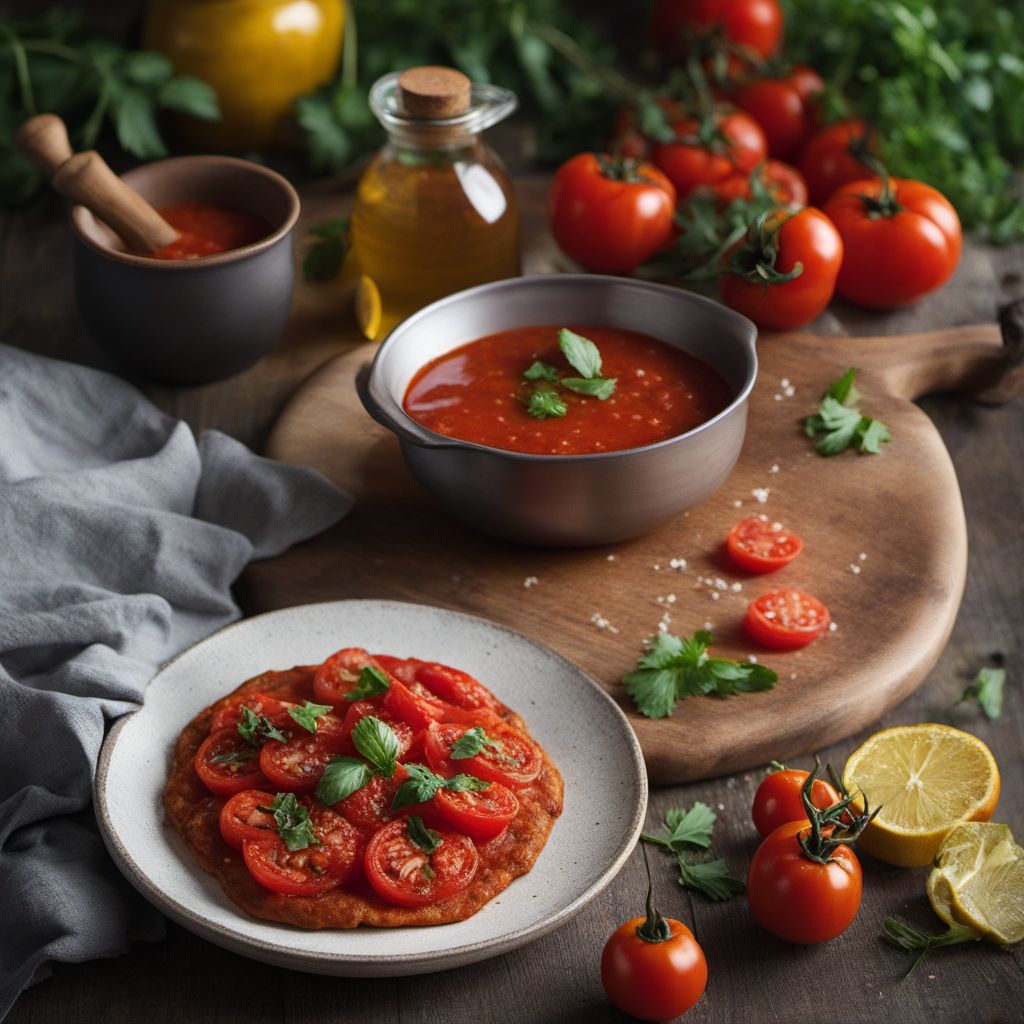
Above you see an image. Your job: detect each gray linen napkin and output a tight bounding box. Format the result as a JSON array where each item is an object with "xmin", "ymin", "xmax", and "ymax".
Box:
[{"xmin": 0, "ymin": 344, "xmax": 352, "ymax": 1017}]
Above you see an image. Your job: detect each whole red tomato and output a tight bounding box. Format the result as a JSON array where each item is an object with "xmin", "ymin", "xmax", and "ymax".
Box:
[
  {"xmin": 601, "ymin": 905, "xmax": 707, "ymax": 1020},
  {"xmin": 823, "ymin": 175, "xmax": 962, "ymax": 308},
  {"xmin": 652, "ymin": 110, "xmax": 767, "ymax": 198},
  {"xmin": 719, "ymin": 207, "xmax": 843, "ymax": 330},
  {"xmin": 731, "ymin": 65, "xmax": 823, "ymax": 160},
  {"xmin": 548, "ymin": 153, "xmax": 677, "ymax": 275},
  {"xmin": 748, "ymin": 818, "xmax": 863, "ymax": 943},
  {"xmin": 797, "ymin": 118, "xmax": 875, "ymax": 205},
  {"xmin": 652, "ymin": 0, "xmax": 784, "ymax": 62},
  {"xmin": 707, "ymin": 159, "xmax": 807, "ymax": 207},
  {"xmin": 751, "ymin": 765, "xmax": 841, "ymax": 837}
]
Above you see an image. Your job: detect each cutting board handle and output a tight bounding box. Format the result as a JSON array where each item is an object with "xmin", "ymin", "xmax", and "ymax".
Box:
[{"xmin": 845, "ymin": 297, "xmax": 1024, "ymax": 404}]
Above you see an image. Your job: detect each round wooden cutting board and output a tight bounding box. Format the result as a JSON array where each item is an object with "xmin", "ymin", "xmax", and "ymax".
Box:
[{"xmin": 239, "ymin": 183, "xmax": 1021, "ymax": 784}]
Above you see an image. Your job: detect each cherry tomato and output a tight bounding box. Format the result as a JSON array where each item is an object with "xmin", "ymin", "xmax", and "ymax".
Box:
[
  {"xmin": 823, "ymin": 176, "xmax": 962, "ymax": 308},
  {"xmin": 383, "ymin": 677, "xmax": 455, "ymax": 731},
  {"xmin": 707, "ymin": 159, "xmax": 807, "ymax": 207},
  {"xmin": 372, "ymin": 654, "xmax": 424, "ymax": 684},
  {"xmin": 365, "ymin": 819, "xmax": 478, "ymax": 908},
  {"xmin": 732, "ymin": 66, "xmax": 823, "ymax": 160},
  {"xmin": 747, "ymin": 819, "xmax": 862, "ymax": 943},
  {"xmin": 433, "ymin": 780, "xmax": 520, "ymax": 841},
  {"xmin": 258, "ymin": 715, "xmax": 348, "ymax": 792},
  {"xmin": 549, "ymin": 153, "xmax": 677, "ymax": 274},
  {"xmin": 218, "ymin": 789, "xmax": 277, "ymax": 850},
  {"xmin": 719, "ymin": 207, "xmax": 842, "ymax": 330},
  {"xmin": 242, "ymin": 801, "xmax": 364, "ymax": 896},
  {"xmin": 652, "ymin": 111, "xmax": 767, "ymax": 198},
  {"xmin": 313, "ymin": 646, "xmax": 382, "ymax": 706},
  {"xmin": 797, "ymin": 118, "xmax": 875, "ymax": 206},
  {"xmin": 744, "ymin": 588, "xmax": 830, "ymax": 650},
  {"xmin": 652, "ymin": 0, "xmax": 784, "ymax": 63},
  {"xmin": 751, "ymin": 768, "xmax": 841, "ymax": 837},
  {"xmin": 410, "ymin": 661, "xmax": 505, "ymax": 713},
  {"xmin": 425, "ymin": 721, "xmax": 542, "ymax": 789},
  {"xmin": 601, "ymin": 911, "xmax": 708, "ymax": 1021},
  {"xmin": 210, "ymin": 694, "xmax": 297, "ymax": 733},
  {"xmin": 726, "ymin": 515, "xmax": 804, "ymax": 573},
  {"xmin": 194, "ymin": 727, "xmax": 267, "ymax": 796},
  {"xmin": 337, "ymin": 769, "xmax": 407, "ymax": 832}
]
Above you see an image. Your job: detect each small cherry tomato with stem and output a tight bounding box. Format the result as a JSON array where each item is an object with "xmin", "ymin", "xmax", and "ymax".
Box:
[
  {"xmin": 549, "ymin": 153, "xmax": 677, "ymax": 275},
  {"xmin": 731, "ymin": 65, "xmax": 823, "ymax": 161},
  {"xmin": 751, "ymin": 760, "xmax": 842, "ymax": 837},
  {"xmin": 797, "ymin": 118, "xmax": 876, "ymax": 206},
  {"xmin": 823, "ymin": 164, "xmax": 962, "ymax": 309},
  {"xmin": 651, "ymin": 0, "xmax": 785, "ymax": 65},
  {"xmin": 718, "ymin": 207, "xmax": 843, "ymax": 330},
  {"xmin": 748, "ymin": 760, "xmax": 879, "ymax": 943},
  {"xmin": 601, "ymin": 844, "xmax": 708, "ymax": 1021},
  {"xmin": 707, "ymin": 159, "xmax": 808, "ymax": 208}
]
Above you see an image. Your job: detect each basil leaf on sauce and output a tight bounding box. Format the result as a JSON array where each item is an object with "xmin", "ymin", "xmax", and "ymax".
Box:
[
  {"xmin": 351, "ymin": 715, "xmax": 400, "ymax": 778},
  {"xmin": 266, "ymin": 792, "xmax": 319, "ymax": 852},
  {"xmin": 558, "ymin": 328, "xmax": 604, "ymax": 379},
  {"xmin": 237, "ymin": 705, "xmax": 287, "ymax": 745},
  {"xmin": 391, "ymin": 763, "xmax": 441, "ymax": 809},
  {"xmin": 561, "ymin": 376, "xmax": 617, "ymax": 400},
  {"xmin": 450, "ymin": 726, "xmax": 500, "ymax": 760},
  {"xmin": 406, "ymin": 815, "xmax": 442, "ymax": 855}
]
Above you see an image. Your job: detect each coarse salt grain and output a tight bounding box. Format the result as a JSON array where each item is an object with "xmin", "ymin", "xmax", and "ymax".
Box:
[
  {"xmin": 590, "ymin": 613, "xmax": 621, "ymax": 634},
  {"xmin": 780, "ymin": 378, "xmax": 790, "ymax": 388},
  {"xmin": 733, "ymin": 499, "xmax": 743, "ymax": 508},
  {"xmin": 730, "ymin": 582, "xmax": 743, "ymax": 592},
  {"xmin": 668, "ymin": 558, "xmax": 687, "ymax": 570},
  {"xmin": 711, "ymin": 592, "xmax": 720, "ymax": 601},
  {"xmin": 849, "ymin": 564, "xmax": 862, "ymax": 575},
  {"xmin": 858, "ymin": 552, "xmax": 867, "ymax": 561},
  {"xmin": 752, "ymin": 488, "xmax": 770, "ymax": 503},
  {"xmin": 773, "ymin": 393, "xmax": 783, "ymax": 401},
  {"xmin": 771, "ymin": 521, "xmax": 783, "ymax": 532},
  {"xmin": 749, "ymin": 655, "xmax": 758, "ymax": 663},
  {"xmin": 769, "ymin": 464, "xmax": 780, "ymax": 474},
  {"xmin": 829, "ymin": 621, "xmax": 838, "ymax": 632},
  {"xmin": 607, "ymin": 554, "xmax": 617, "ymax": 561},
  {"xmin": 523, "ymin": 576, "xmax": 539, "ymax": 589},
  {"xmin": 784, "ymin": 385, "xmax": 796, "ymax": 397}
]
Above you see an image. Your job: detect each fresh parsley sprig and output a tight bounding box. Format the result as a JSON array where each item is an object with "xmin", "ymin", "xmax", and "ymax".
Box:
[
  {"xmin": 391, "ymin": 763, "xmax": 491, "ymax": 810},
  {"xmin": 521, "ymin": 327, "xmax": 618, "ymax": 420},
  {"xmin": 315, "ymin": 715, "xmax": 400, "ymax": 804},
  {"xmin": 804, "ymin": 368, "xmax": 891, "ymax": 456},
  {"xmin": 642, "ymin": 803, "xmax": 745, "ymax": 902},
  {"xmin": 959, "ymin": 666, "xmax": 1006, "ymax": 720},
  {"xmin": 261, "ymin": 792, "xmax": 319, "ymax": 852},
  {"xmin": 210, "ymin": 705, "xmax": 287, "ymax": 762},
  {"xmin": 624, "ymin": 629, "xmax": 778, "ymax": 720},
  {"xmin": 344, "ymin": 665, "xmax": 391, "ymax": 702},
  {"xmin": 288, "ymin": 701, "xmax": 333, "ymax": 733},
  {"xmin": 450, "ymin": 726, "xmax": 501, "ymax": 760}
]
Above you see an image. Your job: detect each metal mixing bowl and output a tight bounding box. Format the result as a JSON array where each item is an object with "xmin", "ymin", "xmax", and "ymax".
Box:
[{"xmin": 359, "ymin": 274, "xmax": 757, "ymax": 546}]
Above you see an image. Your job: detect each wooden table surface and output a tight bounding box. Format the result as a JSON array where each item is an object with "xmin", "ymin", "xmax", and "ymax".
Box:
[{"xmin": 4, "ymin": 167, "xmax": 1024, "ymax": 1022}]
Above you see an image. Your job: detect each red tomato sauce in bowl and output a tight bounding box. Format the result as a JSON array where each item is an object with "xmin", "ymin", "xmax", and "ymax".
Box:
[
  {"xmin": 148, "ymin": 201, "xmax": 271, "ymax": 260},
  {"xmin": 403, "ymin": 325, "xmax": 733, "ymax": 456}
]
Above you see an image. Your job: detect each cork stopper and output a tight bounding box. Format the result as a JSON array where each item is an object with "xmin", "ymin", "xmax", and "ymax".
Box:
[{"xmin": 398, "ymin": 66, "xmax": 471, "ymax": 120}]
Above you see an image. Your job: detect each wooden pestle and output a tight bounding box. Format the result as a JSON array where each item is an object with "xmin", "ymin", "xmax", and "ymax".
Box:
[{"xmin": 15, "ymin": 113, "xmax": 179, "ymax": 253}]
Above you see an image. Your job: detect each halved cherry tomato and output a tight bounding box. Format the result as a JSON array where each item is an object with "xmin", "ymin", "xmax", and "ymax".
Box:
[
  {"xmin": 337, "ymin": 769, "xmax": 407, "ymax": 832},
  {"xmin": 218, "ymin": 789, "xmax": 277, "ymax": 850},
  {"xmin": 364, "ymin": 819, "xmax": 478, "ymax": 908},
  {"xmin": 411, "ymin": 661, "xmax": 505, "ymax": 713},
  {"xmin": 433, "ymin": 780, "xmax": 519, "ymax": 841},
  {"xmin": 194, "ymin": 727, "xmax": 267, "ymax": 796},
  {"xmin": 797, "ymin": 118, "xmax": 875, "ymax": 206},
  {"xmin": 719, "ymin": 207, "xmax": 842, "ymax": 330},
  {"xmin": 744, "ymin": 588, "xmax": 830, "ymax": 650},
  {"xmin": 651, "ymin": 0, "xmax": 784, "ymax": 64},
  {"xmin": 242, "ymin": 801, "xmax": 364, "ymax": 896},
  {"xmin": 727, "ymin": 515, "xmax": 804, "ymax": 573},
  {"xmin": 751, "ymin": 768, "xmax": 841, "ymax": 837},
  {"xmin": 258, "ymin": 715, "xmax": 349, "ymax": 792},
  {"xmin": 210, "ymin": 694, "xmax": 296, "ymax": 733},
  {"xmin": 652, "ymin": 111, "xmax": 767, "ymax": 198},
  {"xmin": 313, "ymin": 646, "xmax": 381, "ymax": 706},
  {"xmin": 747, "ymin": 819, "xmax": 862, "ymax": 943},
  {"xmin": 549, "ymin": 152, "xmax": 677, "ymax": 275},
  {"xmin": 823, "ymin": 175, "xmax": 962, "ymax": 308},
  {"xmin": 342, "ymin": 699, "xmax": 417, "ymax": 759},
  {"xmin": 732, "ymin": 66, "xmax": 823, "ymax": 161},
  {"xmin": 707, "ymin": 159, "xmax": 807, "ymax": 207},
  {"xmin": 425, "ymin": 721, "xmax": 542, "ymax": 789},
  {"xmin": 383, "ymin": 677, "xmax": 455, "ymax": 731}
]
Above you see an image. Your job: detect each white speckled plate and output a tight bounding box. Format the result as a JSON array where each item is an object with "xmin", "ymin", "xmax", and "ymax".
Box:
[{"xmin": 95, "ymin": 600, "xmax": 646, "ymax": 976}]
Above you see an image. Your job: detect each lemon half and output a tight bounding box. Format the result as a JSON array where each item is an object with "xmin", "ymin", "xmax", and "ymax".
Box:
[{"xmin": 843, "ymin": 723, "xmax": 1000, "ymax": 867}]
